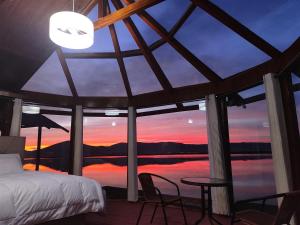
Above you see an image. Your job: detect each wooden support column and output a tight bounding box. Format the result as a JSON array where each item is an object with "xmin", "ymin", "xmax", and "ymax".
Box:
[
  {"xmin": 71, "ymin": 105, "xmax": 83, "ymax": 176},
  {"xmin": 10, "ymin": 98, "xmax": 23, "ymax": 136},
  {"xmin": 264, "ymin": 73, "xmax": 293, "ymax": 194},
  {"xmin": 35, "ymin": 126, "xmax": 42, "ymax": 171},
  {"xmin": 206, "ymin": 94, "xmax": 231, "ymax": 215},
  {"xmin": 127, "ymin": 106, "xmax": 138, "ymax": 202},
  {"xmin": 264, "ymin": 73, "xmax": 300, "ymax": 223}
]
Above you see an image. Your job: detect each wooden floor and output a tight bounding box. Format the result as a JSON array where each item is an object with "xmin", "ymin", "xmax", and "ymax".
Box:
[{"xmin": 83, "ymin": 200, "xmax": 234, "ymax": 225}]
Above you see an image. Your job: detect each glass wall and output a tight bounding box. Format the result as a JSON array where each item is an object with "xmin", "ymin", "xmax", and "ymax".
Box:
[
  {"xmin": 228, "ymin": 100, "xmax": 276, "ymax": 200},
  {"xmin": 21, "ymin": 114, "xmax": 71, "ymax": 173},
  {"xmin": 82, "ymin": 116, "xmax": 128, "ymax": 188},
  {"xmin": 137, "ymin": 110, "xmax": 208, "ymax": 198}
]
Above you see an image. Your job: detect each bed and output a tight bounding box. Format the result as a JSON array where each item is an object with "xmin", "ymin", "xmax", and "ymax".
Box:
[{"xmin": 0, "ymin": 150, "xmax": 105, "ymax": 225}]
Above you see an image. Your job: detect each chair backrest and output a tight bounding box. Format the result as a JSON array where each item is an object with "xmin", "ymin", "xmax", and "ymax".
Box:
[
  {"xmin": 138, "ymin": 173, "xmax": 157, "ymax": 201},
  {"xmin": 273, "ymin": 190, "xmax": 300, "ymax": 225}
]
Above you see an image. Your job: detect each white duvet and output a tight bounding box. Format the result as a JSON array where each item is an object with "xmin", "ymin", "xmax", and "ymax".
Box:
[{"xmin": 0, "ymin": 171, "xmax": 105, "ymax": 225}]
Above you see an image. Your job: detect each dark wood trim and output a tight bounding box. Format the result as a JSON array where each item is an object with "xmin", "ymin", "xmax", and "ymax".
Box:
[
  {"xmin": 279, "ymin": 74, "xmax": 300, "ymax": 223},
  {"xmin": 169, "ymin": 3, "xmax": 196, "ymax": 36},
  {"xmin": 133, "ymin": 8, "xmax": 222, "ymax": 82},
  {"xmin": 106, "ymin": 1, "xmax": 133, "ymax": 97},
  {"xmin": 112, "ymin": 0, "xmax": 173, "ymax": 92},
  {"xmin": 279, "ymin": 74, "xmax": 300, "ymax": 189},
  {"xmin": 68, "ymin": 106, "xmax": 76, "ymax": 174},
  {"xmin": 0, "ymin": 39, "xmax": 299, "ymax": 109},
  {"xmin": 35, "ymin": 126, "xmax": 42, "ymax": 171},
  {"xmin": 94, "ymin": 0, "xmax": 164, "ymax": 30},
  {"xmin": 98, "ymin": 0, "xmax": 106, "ymax": 18},
  {"xmin": 80, "ymin": 0, "xmax": 99, "ymax": 15},
  {"xmin": 64, "ymin": 3, "xmax": 195, "ymax": 60},
  {"xmin": 216, "ymin": 96, "xmax": 234, "ymax": 213},
  {"xmin": 56, "ymin": 48, "xmax": 78, "ymax": 97},
  {"xmin": 0, "ymin": 98, "xmax": 13, "ymax": 136},
  {"xmin": 192, "ymin": 0, "xmax": 281, "ymax": 58}
]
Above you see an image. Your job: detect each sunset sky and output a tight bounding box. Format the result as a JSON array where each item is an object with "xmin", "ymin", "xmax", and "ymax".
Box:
[{"xmin": 20, "ymin": 0, "xmax": 300, "ymax": 150}]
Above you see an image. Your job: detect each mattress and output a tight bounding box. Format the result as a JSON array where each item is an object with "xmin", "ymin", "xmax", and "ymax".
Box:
[{"xmin": 0, "ymin": 171, "xmax": 105, "ymax": 225}]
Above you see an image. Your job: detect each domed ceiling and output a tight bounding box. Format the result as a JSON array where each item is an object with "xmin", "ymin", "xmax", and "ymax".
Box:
[{"xmin": 0, "ymin": 0, "xmax": 300, "ymax": 109}]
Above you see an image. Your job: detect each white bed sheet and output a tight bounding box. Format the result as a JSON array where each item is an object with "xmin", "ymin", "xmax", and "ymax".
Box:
[{"xmin": 0, "ymin": 171, "xmax": 105, "ymax": 225}]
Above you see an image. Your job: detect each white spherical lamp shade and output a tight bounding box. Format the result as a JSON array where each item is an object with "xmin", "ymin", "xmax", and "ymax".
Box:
[{"xmin": 49, "ymin": 11, "xmax": 94, "ymax": 49}]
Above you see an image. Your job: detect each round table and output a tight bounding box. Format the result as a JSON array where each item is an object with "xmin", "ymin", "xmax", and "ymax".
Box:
[{"xmin": 181, "ymin": 177, "xmax": 230, "ymax": 225}]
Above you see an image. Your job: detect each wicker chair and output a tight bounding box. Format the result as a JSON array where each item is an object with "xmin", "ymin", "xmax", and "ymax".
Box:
[
  {"xmin": 136, "ymin": 173, "xmax": 188, "ymax": 225},
  {"xmin": 231, "ymin": 190, "xmax": 300, "ymax": 225}
]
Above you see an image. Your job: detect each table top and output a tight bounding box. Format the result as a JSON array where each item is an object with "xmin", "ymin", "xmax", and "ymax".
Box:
[{"xmin": 180, "ymin": 177, "xmax": 230, "ymax": 187}]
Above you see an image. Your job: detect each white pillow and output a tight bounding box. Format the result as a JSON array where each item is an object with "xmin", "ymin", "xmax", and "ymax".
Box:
[{"xmin": 0, "ymin": 154, "xmax": 23, "ymax": 175}]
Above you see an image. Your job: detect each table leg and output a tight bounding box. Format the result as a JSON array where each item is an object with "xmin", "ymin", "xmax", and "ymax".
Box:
[{"xmin": 194, "ymin": 186, "xmax": 206, "ymax": 225}]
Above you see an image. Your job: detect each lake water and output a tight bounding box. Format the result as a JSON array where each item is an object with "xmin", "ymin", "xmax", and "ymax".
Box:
[{"xmin": 24, "ymin": 154, "xmax": 276, "ymax": 201}]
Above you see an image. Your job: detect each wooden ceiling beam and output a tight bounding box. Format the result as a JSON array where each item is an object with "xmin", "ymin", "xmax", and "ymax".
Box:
[
  {"xmin": 64, "ymin": 3, "xmax": 195, "ymax": 60},
  {"xmin": 94, "ymin": 0, "xmax": 164, "ymax": 30},
  {"xmin": 123, "ymin": 1, "xmax": 245, "ymax": 105},
  {"xmin": 127, "ymin": 5, "xmax": 222, "ymax": 82},
  {"xmin": 0, "ymin": 89, "xmax": 129, "ymax": 108},
  {"xmin": 113, "ymin": 0, "xmax": 186, "ymax": 109},
  {"xmin": 56, "ymin": 48, "xmax": 78, "ymax": 97},
  {"xmin": 106, "ymin": 1, "xmax": 133, "ymax": 97},
  {"xmin": 81, "ymin": 0, "xmax": 99, "ymax": 15},
  {"xmin": 112, "ymin": 0, "xmax": 173, "ymax": 92},
  {"xmin": 192, "ymin": 0, "xmax": 281, "ymax": 58}
]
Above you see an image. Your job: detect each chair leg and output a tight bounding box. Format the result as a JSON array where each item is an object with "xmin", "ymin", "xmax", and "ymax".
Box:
[
  {"xmin": 179, "ymin": 199, "xmax": 188, "ymax": 225},
  {"xmin": 150, "ymin": 203, "xmax": 158, "ymax": 224},
  {"xmin": 161, "ymin": 205, "xmax": 169, "ymax": 225},
  {"xmin": 136, "ymin": 202, "xmax": 146, "ymax": 225}
]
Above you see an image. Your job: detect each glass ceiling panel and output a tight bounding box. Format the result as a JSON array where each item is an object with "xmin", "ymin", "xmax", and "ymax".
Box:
[
  {"xmin": 114, "ymin": 20, "xmax": 139, "ymax": 51},
  {"xmin": 146, "ymin": 0, "xmax": 190, "ymax": 31},
  {"xmin": 63, "ymin": 5, "xmax": 115, "ymax": 53},
  {"xmin": 292, "ymin": 73, "xmax": 300, "ymax": 83},
  {"xmin": 212, "ymin": 0, "xmax": 300, "ymax": 51},
  {"xmin": 22, "ymin": 53, "xmax": 72, "ymax": 96},
  {"xmin": 238, "ymin": 85, "xmax": 265, "ymax": 99},
  {"xmin": 153, "ymin": 43, "xmax": 208, "ymax": 87},
  {"xmin": 66, "ymin": 59, "xmax": 127, "ymax": 96},
  {"xmin": 175, "ymin": 8, "xmax": 270, "ymax": 79},
  {"xmin": 107, "ymin": 0, "xmax": 140, "ymax": 51},
  {"xmin": 130, "ymin": 14, "xmax": 160, "ymax": 45},
  {"xmin": 124, "ymin": 56, "xmax": 163, "ymax": 95}
]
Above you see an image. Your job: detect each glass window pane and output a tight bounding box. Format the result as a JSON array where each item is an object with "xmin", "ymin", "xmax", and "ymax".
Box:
[
  {"xmin": 124, "ymin": 56, "xmax": 163, "ymax": 95},
  {"xmin": 228, "ymin": 101, "xmax": 276, "ymax": 200},
  {"xmin": 212, "ymin": 0, "xmax": 300, "ymax": 51},
  {"xmin": 153, "ymin": 44, "xmax": 208, "ymax": 87},
  {"xmin": 131, "ymin": 15, "xmax": 161, "ymax": 45},
  {"xmin": 22, "ymin": 53, "xmax": 72, "ymax": 96},
  {"xmin": 66, "ymin": 59, "xmax": 127, "ymax": 96},
  {"xmin": 146, "ymin": 0, "xmax": 190, "ymax": 31},
  {"xmin": 175, "ymin": 8, "xmax": 270, "ymax": 78},
  {"xmin": 22, "ymin": 114, "xmax": 71, "ymax": 173},
  {"xmin": 82, "ymin": 117, "xmax": 127, "ymax": 188},
  {"xmin": 137, "ymin": 110, "xmax": 208, "ymax": 198},
  {"xmin": 239, "ymin": 85, "xmax": 265, "ymax": 99}
]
